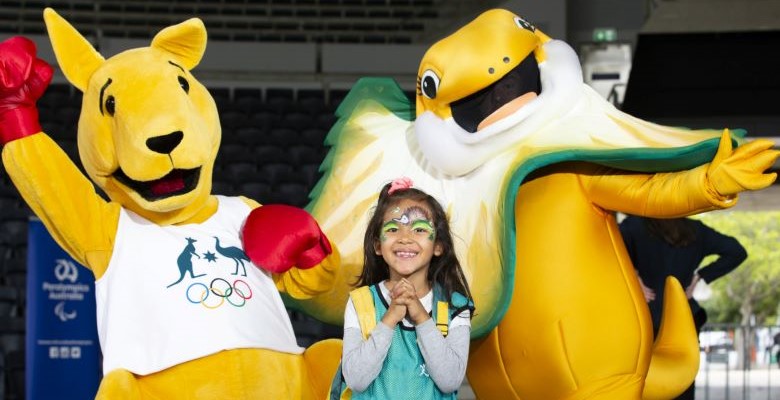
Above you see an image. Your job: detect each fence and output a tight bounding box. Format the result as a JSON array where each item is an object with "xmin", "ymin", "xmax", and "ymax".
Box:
[{"xmin": 695, "ymin": 323, "xmax": 780, "ymax": 400}]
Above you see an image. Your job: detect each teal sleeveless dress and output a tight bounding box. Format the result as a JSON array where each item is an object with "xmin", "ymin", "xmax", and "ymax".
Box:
[{"xmin": 352, "ymin": 283, "xmax": 472, "ymax": 400}]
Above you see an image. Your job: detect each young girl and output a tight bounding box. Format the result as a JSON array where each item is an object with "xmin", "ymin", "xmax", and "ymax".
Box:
[{"xmin": 340, "ymin": 177, "xmax": 474, "ymax": 399}]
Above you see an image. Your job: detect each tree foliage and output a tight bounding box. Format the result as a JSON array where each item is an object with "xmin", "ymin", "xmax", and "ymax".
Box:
[{"xmin": 695, "ymin": 211, "xmax": 780, "ymax": 325}]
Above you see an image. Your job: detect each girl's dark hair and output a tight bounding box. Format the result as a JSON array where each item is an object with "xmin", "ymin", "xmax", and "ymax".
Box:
[
  {"xmin": 356, "ymin": 182, "xmax": 473, "ymax": 307},
  {"xmin": 644, "ymin": 217, "xmax": 697, "ymax": 247}
]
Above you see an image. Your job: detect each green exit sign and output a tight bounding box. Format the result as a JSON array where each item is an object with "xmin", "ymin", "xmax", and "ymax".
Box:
[{"xmin": 592, "ymin": 28, "xmax": 617, "ymax": 42}]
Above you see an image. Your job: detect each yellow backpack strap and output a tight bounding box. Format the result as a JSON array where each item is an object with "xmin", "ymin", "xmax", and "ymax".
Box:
[
  {"xmin": 435, "ymin": 300, "xmax": 449, "ymax": 337},
  {"xmin": 349, "ymin": 286, "xmax": 376, "ymax": 340}
]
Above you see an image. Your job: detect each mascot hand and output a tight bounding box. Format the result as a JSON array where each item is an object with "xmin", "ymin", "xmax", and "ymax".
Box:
[
  {"xmin": 0, "ymin": 37, "xmax": 53, "ymax": 145},
  {"xmin": 707, "ymin": 130, "xmax": 779, "ymax": 196},
  {"xmin": 242, "ymin": 204, "xmax": 333, "ymax": 274}
]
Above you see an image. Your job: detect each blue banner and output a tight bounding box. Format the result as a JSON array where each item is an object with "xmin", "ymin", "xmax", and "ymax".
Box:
[{"xmin": 26, "ymin": 218, "xmax": 101, "ymax": 399}]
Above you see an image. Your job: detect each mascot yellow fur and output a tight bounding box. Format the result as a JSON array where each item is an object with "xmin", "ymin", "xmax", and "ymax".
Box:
[
  {"xmin": 0, "ymin": 8, "xmax": 341, "ymax": 399},
  {"xmin": 290, "ymin": 9, "xmax": 779, "ymax": 400}
]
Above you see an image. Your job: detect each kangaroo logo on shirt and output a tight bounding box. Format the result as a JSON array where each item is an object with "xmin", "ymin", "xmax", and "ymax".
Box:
[{"xmin": 167, "ymin": 237, "xmax": 205, "ymax": 288}]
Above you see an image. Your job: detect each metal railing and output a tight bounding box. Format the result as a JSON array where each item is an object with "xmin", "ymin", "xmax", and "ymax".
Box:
[{"xmin": 696, "ymin": 324, "xmax": 780, "ymax": 400}]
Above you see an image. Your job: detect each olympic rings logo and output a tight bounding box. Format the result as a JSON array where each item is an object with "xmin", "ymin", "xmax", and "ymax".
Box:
[{"xmin": 186, "ymin": 278, "xmax": 253, "ymax": 308}]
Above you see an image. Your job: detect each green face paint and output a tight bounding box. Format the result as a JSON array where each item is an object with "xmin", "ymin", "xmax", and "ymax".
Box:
[
  {"xmin": 380, "ymin": 221, "xmax": 399, "ymax": 241},
  {"xmin": 411, "ymin": 219, "xmax": 436, "ymax": 241}
]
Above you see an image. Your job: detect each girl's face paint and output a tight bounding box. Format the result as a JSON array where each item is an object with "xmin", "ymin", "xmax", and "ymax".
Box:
[
  {"xmin": 380, "ymin": 221, "xmax": 399, "ymax": 241},
  {"xmin": 411, "ymin": 219, "xmax": 436, "ymax": 241},
  {"xmin": 375, "ymin": 200, "xmax": 442, "ymax": 281},
  {"xmin": 381, "ymin": 206, "xmax": 436, "ymax": 241}
]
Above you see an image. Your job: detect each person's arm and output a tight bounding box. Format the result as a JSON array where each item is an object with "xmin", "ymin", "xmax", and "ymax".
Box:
[
  {"xmin": 695, "ymin": 222, "xmax": 747, "ymax": 283},
  {"xmin": 415, "ymin": 319, "xmax": 471, "ymax": 393},
  {"xmin": 341, "ymin": 299, "xmax": 395, "ymax": 392}
]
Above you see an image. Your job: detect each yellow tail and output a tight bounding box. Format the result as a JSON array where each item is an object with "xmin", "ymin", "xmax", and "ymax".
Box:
[
  {"xmin": 642, "ymin": 277, "xmax": 700, "ymax": 400},
  {"xmin": 304, "ymin": 338, "xmax": 343, "ymax": 399}
]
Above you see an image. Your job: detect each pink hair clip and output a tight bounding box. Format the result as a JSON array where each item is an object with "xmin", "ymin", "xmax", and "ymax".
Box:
[{"xmin": 388, "ymin": 177, "xmax": 414, "ymax": 195}]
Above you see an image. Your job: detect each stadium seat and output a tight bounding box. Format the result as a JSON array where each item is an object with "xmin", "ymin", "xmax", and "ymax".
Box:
[
  {"xmin": 218, "ymin": 143, "xmax": 255, "ymax": 164},
  {"xmin": 264, "ymin": 128, "xmax": 299, "ymax": 147},
  {"xmin": 3, "ymin": 257, "xmax": 26, "ymax": 289},
  {"xmin": 233, "ymin": 96, "xmax": 264, "ymax": 115},
  {"xmin": 299, "ymin": 128, "xmax": 328, "ymax": 147},
  {"xmin": 0, "ymin": 317, "xmax": 24, "ymax": 356},
  {"xmin": 289, "ymin": 145, "xmax": 324, "ymax": 165},
  {"xmin": 254, "ymin": 144, "xmax": 288, "ymax": 164},
  {"xmin": 258, "ymin": 163, "xmax": 298, "ymax": 186},
  {"xmin": 0, "ymin": 221, "xmax": 26, "ymax": 248},
  {"xmin": 4, "ymin": 348, "xmax": 23, "ymax": 400},
  {"xmin": 211, "ymin": 180, "xmax": 234, "ymax": 196},
  {"xmin": 0, "ymin": 286, "xmax": 18, "ymax": 317},
  {"xmin": 273, "ymin": 182, "xmax": 310, "ymax": 207},
  {"xmin": 278, "ymin": 111, "xmax": 313, "ymax": 132},
  {"xmin": 238, "ymin": 182, "xmax": 273, "ymax": 204},
  {"xmin": 220, "ymin": 110, "xmax": 249, "ymax": 131},
  {"xmin": 299, "ymin": 164, "xmax": 323, "ymax": 188},
  {"xmin": 234, "ymin": 127, "xmax": 269, "ymax": 147},
  {"xmin": 223, "ymin": 162, "xmax": 259, "ymax": 185}
]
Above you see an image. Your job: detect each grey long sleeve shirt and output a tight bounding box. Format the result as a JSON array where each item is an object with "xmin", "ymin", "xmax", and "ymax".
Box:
[{"xmin": 341, "ymin": 284, "xmax": 471, "ymax": 393}]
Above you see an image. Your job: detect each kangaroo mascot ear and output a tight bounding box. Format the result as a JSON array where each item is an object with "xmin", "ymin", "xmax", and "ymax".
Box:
[
  {"xmin": 45, "ymin": 7, "xmax": 207, "ymax": 91},
  {"xmin": 150, "ymin": 17, "xmax": 207, "ymax": 70},
  {"xmin": 43, "ymin": 7, "xmax": 104, "ymax": 92}
]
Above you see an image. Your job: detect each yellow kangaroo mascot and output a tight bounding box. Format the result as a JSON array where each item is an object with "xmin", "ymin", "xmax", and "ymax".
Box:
[{"xmin": 0, "ymin": 8, "xmax": 340, "ymax": 399}]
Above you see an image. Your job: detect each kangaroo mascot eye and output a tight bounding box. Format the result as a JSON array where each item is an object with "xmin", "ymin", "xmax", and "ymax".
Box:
[{"xmin": 178, "ymin": 76, "xmax": 190, "ymax": 93}]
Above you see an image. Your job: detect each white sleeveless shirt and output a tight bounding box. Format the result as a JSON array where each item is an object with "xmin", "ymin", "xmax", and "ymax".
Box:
[{"xmin": 95, "ymin": 196, "xmax": 302, "ymax": 375}]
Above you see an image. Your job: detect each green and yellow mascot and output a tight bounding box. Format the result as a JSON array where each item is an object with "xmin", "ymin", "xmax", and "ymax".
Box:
[
  {"xmin": 297, "ymin": 9, "xmax": 779, "ymax": 400},
  {"xmin": 0, "ymin": 8, "xmax": 342, "ymax": 400}
]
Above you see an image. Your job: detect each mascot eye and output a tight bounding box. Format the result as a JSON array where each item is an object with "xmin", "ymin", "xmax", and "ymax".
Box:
[
  {"xmin": 178, "ymin": 76, "xmax": 190, "ymax": 93},
  {"xmin": 514, "ymin": 16, "xmax": 536, "ymax": 32},
  {"xmin": 105, "ymin": 96, "xmax": 115, "ymax": 116},
  {"xmin": 420, "ymin": 70, "xmax": 440, "ymax": 100}
]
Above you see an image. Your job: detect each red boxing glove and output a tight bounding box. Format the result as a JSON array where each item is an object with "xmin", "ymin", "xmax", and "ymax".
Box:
[
  {"xmin": 0, "ymin": 37, "xmax": 53, "ymax": 145},
  {"xmin": 242, "ymin": 204, "xmax": 333, "ymax": 274}
]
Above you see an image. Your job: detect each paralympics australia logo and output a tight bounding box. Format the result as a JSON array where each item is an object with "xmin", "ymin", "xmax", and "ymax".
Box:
[{"xmin": 42, "ymin": 259, "xmax": 90, "ymax": 322}]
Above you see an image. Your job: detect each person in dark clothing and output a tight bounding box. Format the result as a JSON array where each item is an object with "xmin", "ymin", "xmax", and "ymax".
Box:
[{"xmin": 619, "ymin": 215, "xmax": 747, "ymax": 400}]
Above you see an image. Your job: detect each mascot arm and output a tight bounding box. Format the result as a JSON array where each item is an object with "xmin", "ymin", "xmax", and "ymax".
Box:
[
  {"xmin": 585, "ymin": 131, "xmax": 779, "ymax": 217},
  {"xmin": 272, "ymin": 244, "xmax": 340, "ymax": 299},
  {"xmin": 2, "ymin": 134, "xmax": 119, "ymax": 270},
  {"xmin": 241, "ymin": 202, "xmax": 340, "ymax": 299},
  {"xmin": 583, "ymin": 163, "xmax": 732, "ymax": 217},
  {"xmin": 0, "ymin": 37, "xmax": 116, "ymax": 272},
  {"xmin": 239, "ymin": 195, "xmax": 260, "ymax": 209}
]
